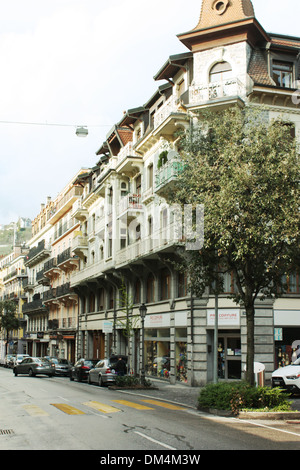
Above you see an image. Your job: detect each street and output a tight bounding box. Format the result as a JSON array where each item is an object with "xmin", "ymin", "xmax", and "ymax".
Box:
[{"xmin": 1, "ymin": 367, "xmax": 300, "ymax": 456}]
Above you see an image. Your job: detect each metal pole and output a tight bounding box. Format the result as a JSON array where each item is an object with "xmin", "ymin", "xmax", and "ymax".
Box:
[
  {"xmin": 213, "ymin": 291, "xmax": 218, "ymax": 383},
  {"xmin": 141, "ymin": 317, "xmax": 145, "ymax": 384}
]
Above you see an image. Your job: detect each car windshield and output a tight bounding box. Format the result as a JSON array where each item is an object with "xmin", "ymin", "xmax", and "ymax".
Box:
[
  {"xmin": 84, "ymin": 360, "xmax": 98, "ymax": 367},
  {"xmin": 292, "ymin": 358, "xmax": 300, "ymax": 365},
  {"xmin": 58, "ymin": 359, "xmax": 69, "ymax": 364},
  {"xmin": 33, "ymin": 358, "xmax": 49, "ymax": 364}
]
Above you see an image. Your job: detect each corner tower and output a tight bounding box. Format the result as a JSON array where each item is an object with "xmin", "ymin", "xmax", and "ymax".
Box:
[{"xmin": 178, "ymin": 0, "xmax": 269, "ymax": 52}]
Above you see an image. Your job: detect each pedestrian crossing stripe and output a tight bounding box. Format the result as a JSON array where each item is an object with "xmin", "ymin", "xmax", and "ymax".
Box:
[
  {"xmin": 50, "ymin": 404, "xmax": 85, "ymax": 415},
  {"xmin": 22, "ymin": 405, "xmax": 49, "ymax": 416},
  {"xmin": 112, "ymin": 400, "xmax": 154, "ymax": 410},
  {"xmin": 140, "ymin": 399, "xmax": 186, "ymax": 410},
  {"xmin": 82, "ymin": 401, "xmax": 121, "ymax": 414}
]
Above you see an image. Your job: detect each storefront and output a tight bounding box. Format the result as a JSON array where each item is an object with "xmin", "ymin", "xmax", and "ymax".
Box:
[
  {"xmin": 207, "ymin": 308, "xmax": 241, "ymax": 380},
  {"xmin": 143, "ymin": 311, "xmax": 188, "ymax": 382},
  {"xmin": 274, "ymin": 310, "xmax": 300, "ymax": 369}
]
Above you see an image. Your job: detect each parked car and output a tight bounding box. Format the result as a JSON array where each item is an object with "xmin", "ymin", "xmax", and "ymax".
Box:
[
  {"xmin": 88, "ymin": 359, "xmax": 117, "ymax": 386},
  {"xmin": 13, "ymin": 357, "xmax": 55, "ymax": 377},
  {"xmin": 272, "ymin": 357, "xmax": 300, "ymax": 394},
  {"xmin": 13, "ymin": 354, "xmax": 30, "ymax": 366},
  {"xmin": 70, "ymin": 358, "xmax": 98, "ymax": 382},
  {"xmin": 4, "ymin": 355, "xmax": 15, "ymax": 368},
  {"xmin": 44, "ymin": 357, "xmax": 72, "ymax": 376}
]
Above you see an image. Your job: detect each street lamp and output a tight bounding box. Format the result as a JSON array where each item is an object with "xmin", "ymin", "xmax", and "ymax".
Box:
[
  {"xmin": 139, "ymin": 303, "xmax": 147, "ymax": 384},
  {"xmin": 75, "ymin": 126, "xmax": 88, "ymax": 137}
]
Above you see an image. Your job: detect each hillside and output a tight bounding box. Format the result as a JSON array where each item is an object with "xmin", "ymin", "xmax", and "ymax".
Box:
[{"xmin": 0, "ymin": 219, "xmax": 32, "ymax": 257}]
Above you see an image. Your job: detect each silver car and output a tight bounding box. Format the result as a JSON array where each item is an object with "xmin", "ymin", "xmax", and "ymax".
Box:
[
  {"xmin": 13, "ymin": 357, "xmax": 55, "ymax": 377},
  {"xmin": 88, "ymin": 359, "xmax": 116, "ymax": 386}
]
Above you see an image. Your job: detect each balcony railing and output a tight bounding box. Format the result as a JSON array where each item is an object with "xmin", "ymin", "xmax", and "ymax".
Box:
[
  {"xmin": 117, "ymin": 193, "xmax": 143, "ymax": 217},
  {"xmin": 189, "ymin": 78, "xmax": 246, "ymax": 105},
  {"xmin": 155, "ymin": 159, "xmax": 184, "ymax": 193}
]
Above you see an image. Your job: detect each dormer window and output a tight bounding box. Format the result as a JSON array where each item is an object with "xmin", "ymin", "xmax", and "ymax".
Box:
[
  {"xmin": 272, "ymin": 61, "xmax": 293, "ymax": 88},
  {"xmin": 209, "ymin": 61, "xmax": 232, "ymax": 83}
]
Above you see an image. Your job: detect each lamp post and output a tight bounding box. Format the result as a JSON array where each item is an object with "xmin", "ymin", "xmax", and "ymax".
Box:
[{"xmin": 139, "ymin": 303, "xmax": 147, "ymax": 384}]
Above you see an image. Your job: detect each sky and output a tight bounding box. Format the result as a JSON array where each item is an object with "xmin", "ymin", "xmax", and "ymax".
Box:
[{"xmin": 0, "ymin": 0, "xmax": 299, "ymax": 226}]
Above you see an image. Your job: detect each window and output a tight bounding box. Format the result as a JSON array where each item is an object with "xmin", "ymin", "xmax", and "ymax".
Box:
[
  {"xmin": 161, "ymin": 269, "xmax": 171, "ymax": 300},
  {"xmin": 209, "ymin": 62, "xmax": 232, "ymax": 83},
  {"xmin": 273, "ymin": 61, "xmax": 293, "ymax": 88},
  {"xmin": 147, "ymin": 274, "xmax": 155, "ymax": 303}
]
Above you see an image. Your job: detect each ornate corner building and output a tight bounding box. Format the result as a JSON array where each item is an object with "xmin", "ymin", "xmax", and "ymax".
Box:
[{"xmin": 19, "ymin": 0, "xmax": 300, "ymax": 385}]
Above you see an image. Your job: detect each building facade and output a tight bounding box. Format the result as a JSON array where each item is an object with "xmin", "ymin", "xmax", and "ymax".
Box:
[
  {"xmin": 5, "ymin": 0, "xmax": 300, "ymax": 386},
  {"xmin": 69, "ymin": 0, "xmax": 300, "ymax": 386}
]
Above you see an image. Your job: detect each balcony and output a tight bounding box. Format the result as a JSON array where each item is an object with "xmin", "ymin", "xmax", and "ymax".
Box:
[
  {"xmin": 117, "ymin": 193, "xmax": 143, "ymax": 220},
  {"xmin": 44, "ymin": 257, "xmax": 60, "ymax": 279},
  {"xmin": 152, "ymin": 95, "xmax": 188, "ymax": 137},
  {"xmin": 25, "ymin": 239, "xmax": 51, "ymax": 268},
  {"xmin": 116, "ymin": 222, "xmax": 184, "ymax": 267},
  {"xmin": 57, "ymin": 247, "xmax": 79, "ymax": 271},
  {"xmin": 189, "ymin": 78, "xmax": 246, "ymax": 108},
  {"xmin": 155, "ymin": 158, "xmax": 184, "ymax": 196},
  {"xmin": 72, "ymin": 232, "xmax": 88, "ymax": 259},
  {"xmin": 47, "ymin": 186, "xmax": 83, "ymax": 224},
  {"xmin": 72, "ymin": 199, "xmax": 88, "ymax": 222}
]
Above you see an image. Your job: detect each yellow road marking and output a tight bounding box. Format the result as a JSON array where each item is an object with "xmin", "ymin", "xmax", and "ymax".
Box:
[
  {"xmin": 22, "ymin": 405, "xmax": 49, "ymax": 416},
  {"xmin": 82, "ymin": 401, "xmax": 121, "ymax": 414},
  {"xmin": 140, "ymin": 399, "xmax": 186, "ymax": 410},
  {"xmin": 50, "ymin": 404, "xmax": 85, "ymax": 415},
  {"xmin": 112, "ymin": 400, "xmax": 154, "ymax": 410}
]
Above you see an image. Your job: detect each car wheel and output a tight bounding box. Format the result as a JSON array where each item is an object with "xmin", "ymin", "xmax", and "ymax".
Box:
[
  {"xmin": 98, "ymin": 375, "xmax": 103, "ymax": 387},
  {"xmin": 88, "ymin": 374, "xmax": 92, "ymax": 384},
  {"xmin": 70, "ymin": 373, "xmax": 74, "ymax": 381},
  {"xmin": 28, "ymin": 368, "xmax": 35, "ymax": 377},
  {"xmin": 13, "ymin": 368, "xmax": 18, "ymax": 376}
]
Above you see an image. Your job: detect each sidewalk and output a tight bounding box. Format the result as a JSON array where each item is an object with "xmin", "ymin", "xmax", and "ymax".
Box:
[{"xmin": 114, "ymin": 378, "xmax": 201, "ymax": 410}]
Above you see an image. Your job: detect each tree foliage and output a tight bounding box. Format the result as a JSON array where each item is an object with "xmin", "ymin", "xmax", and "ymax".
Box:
[{"xmin": 170, "ymin": 105, "xmax": 300, "ymax": 384}]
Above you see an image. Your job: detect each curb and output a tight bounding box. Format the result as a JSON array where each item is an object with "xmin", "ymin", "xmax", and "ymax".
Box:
[{"xmin": 200, "ymin": 408, "xmax": 300, "ymax": 420}]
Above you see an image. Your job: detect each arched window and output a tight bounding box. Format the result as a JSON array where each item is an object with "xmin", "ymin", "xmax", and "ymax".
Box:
[{"xmin": 209, "ymin": 62, "xmax": 232, "ymax": 83}]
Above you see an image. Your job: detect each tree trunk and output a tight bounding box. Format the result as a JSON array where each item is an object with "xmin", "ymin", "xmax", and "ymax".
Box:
[{"xmin": 245, "ymin": 305, "xmax": 255, "ymax": 386}]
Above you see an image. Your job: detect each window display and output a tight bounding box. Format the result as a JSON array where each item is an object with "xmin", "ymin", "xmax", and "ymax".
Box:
[
  {"xmin": 145, "ymin": 328, "xmax": 170, "ymax": 378},
  {"xmin": 175, "ymin": 328, "xmax": 187, "ymax": 383}
]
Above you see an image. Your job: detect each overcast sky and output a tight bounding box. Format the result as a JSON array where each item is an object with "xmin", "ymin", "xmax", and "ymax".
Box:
[{"xmin": 0, "ymin": 0, "xmax": 298, "ymax": 226}]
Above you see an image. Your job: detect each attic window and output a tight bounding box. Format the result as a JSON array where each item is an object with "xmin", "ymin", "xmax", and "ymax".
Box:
[{"xmin": 273, "ymin": 61, "xmax": 293, "ymax": 88}]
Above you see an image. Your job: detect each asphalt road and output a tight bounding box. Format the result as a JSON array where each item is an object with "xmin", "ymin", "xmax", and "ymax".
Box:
[{"xmin": 1, "ymin": 367, "xmax": 300, "ymax": 456}]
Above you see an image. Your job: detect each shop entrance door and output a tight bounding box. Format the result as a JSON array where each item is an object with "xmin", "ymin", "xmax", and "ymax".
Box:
[{"xmin": 218, "ymin": 334, "xmax": 241, "ymax": 379}]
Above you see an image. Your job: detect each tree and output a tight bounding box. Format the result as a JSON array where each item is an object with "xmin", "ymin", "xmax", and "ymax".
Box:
[
  {"xmin": 169, "ymin": 106, "xmax": 300, "ymax": 385},
  {"xmin": 0, "ymin": 300, "xmax": 20, "ymax": 354},
  {"xmin": 116, "ymin": 278, "xmax": 139, "ymax": 375}
]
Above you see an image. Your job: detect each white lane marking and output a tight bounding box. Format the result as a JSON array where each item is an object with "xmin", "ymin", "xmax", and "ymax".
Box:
[{"xmin": 134, "ymin": 431, "xmax": 177, "ymax": 450}]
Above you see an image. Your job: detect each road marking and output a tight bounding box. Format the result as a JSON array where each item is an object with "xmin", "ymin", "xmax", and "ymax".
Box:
[
  {"xmin": 22, "ymin": 405, "xmax": 49, "ymax": 417},
  {"xmin": 140, "ymin": 399, "xmax": 186, "ymax": 410},
  {"xmin": 82, "ymin": 401, "xmax": 121, "ymax": 414},
  {"xmin": 112, "ymin": 400, "xmax": 154, "ymax": 410},
  {"xmin": 134, "ymin": 431, "xmax": 177, "ymax": 450},
  {"xmin": 50, "ymin": 404, "xmax": 85, "ymax": 415}
]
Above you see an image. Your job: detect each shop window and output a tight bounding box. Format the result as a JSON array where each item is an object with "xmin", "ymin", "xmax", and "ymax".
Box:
[
  {"xmin": 218, "ymin": 335, "xmax": 241, "ymax": 380},
  {"xmin": 272, "ymin": 60, "xmax": 293, "ymax": 88},
  {"xmin": 145, "ymin": 328, "xmax": 170, "ymax": 379}
]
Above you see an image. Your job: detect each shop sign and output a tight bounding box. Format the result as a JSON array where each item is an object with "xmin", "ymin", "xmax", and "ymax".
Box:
[
  {"xmin": 145, "ymin": 314, "xmax": 170, "ymax": 328},
  {"xmin": 103, "ymin": 321, "xmax": 113, "ymax": 333},
  {"xmin": 274, "ymin": 328, "xmax": 283, "ymax": 341},
  {"xmin": 207, "ymin": 309, "xmax": 240, "ymax": 326}
]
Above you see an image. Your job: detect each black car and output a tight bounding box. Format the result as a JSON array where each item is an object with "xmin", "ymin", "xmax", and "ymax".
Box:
[{"xmin": 70, "ymin": 358, "xmax": 98, "ymax": 382}]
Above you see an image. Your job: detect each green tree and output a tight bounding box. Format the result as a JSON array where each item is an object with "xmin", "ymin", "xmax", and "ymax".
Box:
[
  {"xmin": 116, "ymin": 278, "xmax": 139, "ymax": 375},
  {"xmin": 0, "ymin": 300, "xmax": 20, "ymax": 354},
  {"xmin": 170, "ymin": 106, "xmax": 300, "ymax": 385}
]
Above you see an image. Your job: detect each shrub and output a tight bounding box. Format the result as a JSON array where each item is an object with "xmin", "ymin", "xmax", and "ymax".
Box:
[
  {"xmin": 198, "ymin": 382, "xmax": 291, "ymax": 415},
  {"xmin": 114, "ymin": 375, "xmax": 152, "ymax": 388}
]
